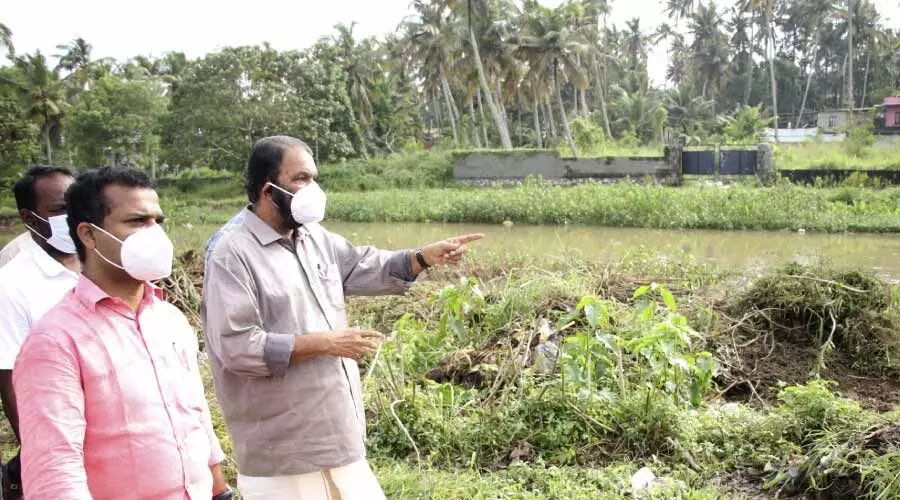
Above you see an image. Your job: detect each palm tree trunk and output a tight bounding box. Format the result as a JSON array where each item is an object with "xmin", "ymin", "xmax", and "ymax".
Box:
[
  {"xmin": 766, "ymin": 18, "xmax": 779, "ymax": 140},
  {"xmin": 580, "ymin": 88, "xmax": 589, "ymax": 116},
  {"xmin": 592, "ymin": 57, "xmax": 612, "ymax": 137},
  {"xmin": 798, "ymin": 29, "xmax": 820, "ymax": 129},
  {"xmin": 469, "ymin": 27, "xmax": 512, "ymax": 149},
  {"xmin": 744, "ymin": 21, "xmax": 755, "ymax": 105},
  {"xmin": 860, "ymin": 51, "xmax": 870, "ymax": 109},
  {"xmin": 572, "ymin": 85, "xmax": 579, "ymax": 116},
  {"xmin": 516, "ymin": 89, "xmax": 523, "ymax": 147},
  {"xmin": 43, "ymin": 125, "xmax": 52, "ymax": 163},
  {"xmin": 477, "ymin": 89, "xmax": 489, "ymax": 146},
  {"xmin": 798, "ymin": 52, "xmax": 816, "ymax": 129},
  {"xmin": 359, "ymin": 88, "xmax": 376, "ymax": 140},
  {"xmin": 532, "ymin": 94, "xmax": 543, "ymax": 148},
  {"xmin": 544, "ymin": 97, "xmax": 558, "ymax": 142},
  {"xmin": 840, "ymin": 54, "xmax": 847, "ymax": 107},
  {"xmin": 744, "ymin": 59, "xmax": 754, "ymax": 106},
  {"xmin": 846, "ymin": 0, "xmax": 854, "ymax": 113},
  {"xmin": 494, "ymin": 80, "xmax": 509, "ymax": 134},
  {"xmin": 439, "ymin": 63, "xmax": 460, "ymax": 146},
  {"xmin": 554, "ymin": 63, "xmax": 578, "ymax": 158},
  {"xmin": 433, "ymin": 89, "xmax": 443, "ymax": 133},
  {"xmin": 468, "ymin": 96, "xmax": 481, "ymax": 148}
]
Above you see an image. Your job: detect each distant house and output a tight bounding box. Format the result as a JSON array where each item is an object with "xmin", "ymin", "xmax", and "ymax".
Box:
[
  {"xmin": 884, "ymin": 97, "xmax": 900, "ymax": 129},
  {"xmin": 816, "ymin": 108, "xmax": 875, "ymax": 133}
]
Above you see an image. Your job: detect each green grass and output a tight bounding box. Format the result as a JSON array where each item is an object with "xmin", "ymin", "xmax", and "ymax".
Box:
[
  {"xmin": 322, "ymin": 180, "xmax": 900, "ymax": 233},
  {"xmin": 156, "ymin": 178, "xmax": 900, "ymax": 234},
  {"xmin": 776, "ymin": 141, "xmax": 900, "ymax": 170}
]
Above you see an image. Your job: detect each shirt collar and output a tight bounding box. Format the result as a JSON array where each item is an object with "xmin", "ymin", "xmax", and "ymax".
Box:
[
  {"xmin": 243, "ymin": 208, "xmax": 310, "ymax": 246},
  {"xmin": 74, "ymin": 274, "xmax": 164, "ymax": 313},
  {"xmin": 28, "ymin": 243, "xmax": 75, "ymax": 278}
]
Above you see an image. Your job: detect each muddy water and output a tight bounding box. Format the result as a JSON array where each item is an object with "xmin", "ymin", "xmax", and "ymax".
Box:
[{"xmin": 4, "ymin": 221, "xmax": 900, "ymax": 277}]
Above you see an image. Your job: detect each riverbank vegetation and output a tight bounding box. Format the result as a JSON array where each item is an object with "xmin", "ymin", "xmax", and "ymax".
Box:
[
  {"xmin": 157, "ymin": 248, "xmax": 900, "ymax": 499},
  {"xmin": 150, "ymin": 179, "xmax": 900, "ymax": 234}
]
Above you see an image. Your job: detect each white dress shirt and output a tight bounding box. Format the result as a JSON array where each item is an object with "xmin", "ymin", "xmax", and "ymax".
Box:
[
  {"xmin": 0, "ymin": 242, "xmax": 79, "ymax": 369},
  {"xmin": 0, "ymin": 232, "xmax": 35, "ymax": 268}
]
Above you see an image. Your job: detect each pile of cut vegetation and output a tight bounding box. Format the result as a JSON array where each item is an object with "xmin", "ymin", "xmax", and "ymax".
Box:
[
  {"xmin": 718, "ymin": 263, "xmax": 900, "ymax": 408},
  {"xmin": 768, "ymin": 417, "xmax": 900, "ymax": 499},
  {"xmin": 161, "ymin": 250, "xmax": 204, "ymax": 330}
]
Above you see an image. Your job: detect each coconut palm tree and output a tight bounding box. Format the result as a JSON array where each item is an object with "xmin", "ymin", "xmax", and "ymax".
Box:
[
  {"xmin": 333, "ymin": 23, "xmax": 382, "ymax": 149},
  {"xmin": 740, "ymin": 0, "xmax": 780, "ymax": 139},
  {"xmin": 663, "ymin": 0, "xmax": 696, "ymax": 27},
  {"xmin": 404, "ymin": 1, "xmax": 462, "ymax": 146},
  {"xmin": 514, "ymin": 1, "xmax": 584, "ymax": 156},
  {"xmin": 56, "ymin": 37, "xmax": 95, "ymax": 92},
  {"xmin": 688, "ymin": 2, "xmax": 731, "ymax": 100},
  {"xmin": 447, "ymin": 0, "xmax": 513, "ymax": 149},
  {"xmin": 727, "ymin": 7, "xmax": 755, "ymax": 106},
  {"xmin": 578, "ymin": 0, "xmax": 613, "ymax": 136},
  {"xmin": 0, "ymin": 52, "xmax": 66, "ymax": 162},
  {"xmin": 794, "ymin": 0, "xmax": 837, "ymax": 126},
  {"xmin": 623, "ymin": 18, "xmax": 650, "ymax": 72},
  {"xmin": 0, "ymin": 22, "xmax": 13, "ymax": 60}
]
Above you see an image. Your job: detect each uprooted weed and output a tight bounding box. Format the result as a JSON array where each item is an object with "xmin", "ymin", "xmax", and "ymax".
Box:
[{"xmin": 727, "ymin": 262, "xmax": 900, "ymax": 376}]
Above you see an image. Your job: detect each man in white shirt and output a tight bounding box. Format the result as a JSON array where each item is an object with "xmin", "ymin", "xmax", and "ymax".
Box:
[
  {"xmin": 0, "ymin": 233, "xmax": 33, "ymax": 268},
  {"xmin": 0, "ymin": 165, "xmax": 80, "ymax": 499}
]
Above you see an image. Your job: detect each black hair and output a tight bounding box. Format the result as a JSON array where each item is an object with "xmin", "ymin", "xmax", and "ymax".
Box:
[
  {"xmin": 244, "ymin": 136, "xmax": 313, "ymax": 204},
  {"xmin": 66, "ymin": 166, "xmax": 155, "ymax": 261},
  {"xmin": 13, "ymin": 165, "xmax": 74, "ymax": 212}
]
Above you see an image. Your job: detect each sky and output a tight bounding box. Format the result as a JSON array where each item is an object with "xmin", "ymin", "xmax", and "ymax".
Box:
[{"xmin": 2, "ymin": 0, "xmax": 899, "ymax": 86}]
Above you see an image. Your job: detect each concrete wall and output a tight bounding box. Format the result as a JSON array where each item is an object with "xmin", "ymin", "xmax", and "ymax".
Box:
[{"xmin": 452, "ymin": 151, "xmax": 671, "ymax": 182}]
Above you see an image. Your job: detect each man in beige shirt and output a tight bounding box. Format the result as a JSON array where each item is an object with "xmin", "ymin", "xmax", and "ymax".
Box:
[{"xmin": 202, "ymin": 136, "xmax": 481, "ymax": 500}]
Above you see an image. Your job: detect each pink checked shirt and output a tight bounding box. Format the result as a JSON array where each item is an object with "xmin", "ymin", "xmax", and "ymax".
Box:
[{"xmin": 13, "ymin": 275, "xmax": 225, "ymax": 500}]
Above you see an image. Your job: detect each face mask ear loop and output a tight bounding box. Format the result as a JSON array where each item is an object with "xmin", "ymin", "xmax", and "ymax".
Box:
[
  {"xmin": 89, "ymin": 224, "xmax": 126, "ymax": 271},
  {"xmin": 23, "ymin": 211, "xmax": 51, "ymax": 242}
]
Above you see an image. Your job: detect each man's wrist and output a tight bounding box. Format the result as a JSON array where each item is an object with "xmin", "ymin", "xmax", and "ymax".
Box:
[
  {"xmin": 212, "ymin": 487, "xmax": 234, "ymax": 500},
  {"xmin": 414, "ymin": 248, "xmax": 430, "ymax": 269}
]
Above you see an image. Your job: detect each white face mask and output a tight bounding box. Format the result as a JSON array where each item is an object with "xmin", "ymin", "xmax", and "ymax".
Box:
[
  {"xmin": 267, "ymin": 181, "xmax": 327, "ymax": 225},
  {"xmin": 25, "ymin": 213, "xmax": 77, "ymax": 254},
  {"xmin": 91, "ymin": 224, "xmax": 174, "ymax": 281}
]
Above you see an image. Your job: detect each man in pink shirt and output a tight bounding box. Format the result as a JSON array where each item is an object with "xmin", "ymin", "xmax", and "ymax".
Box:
[{"xmin": 13, "ymin": 167, "xmax": 232, "ymax": 500}]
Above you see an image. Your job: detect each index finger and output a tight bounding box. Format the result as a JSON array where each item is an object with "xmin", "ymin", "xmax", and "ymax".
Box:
[
  {"xmin": 449, "ymin": 233, "xmax": 485, "ymax": 245},
  {"xmin": 360, "ymin": 330, "xmax": 385, "ymax": 339}
]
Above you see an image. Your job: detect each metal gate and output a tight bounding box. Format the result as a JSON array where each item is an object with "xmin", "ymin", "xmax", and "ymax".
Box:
[
  {"xmin": 682, "ymin": 151, "xmax": 715, "ymax": 175},
  {"xmin": 719, "ymin": 150, "xmax": 758, "ymax": 175}
]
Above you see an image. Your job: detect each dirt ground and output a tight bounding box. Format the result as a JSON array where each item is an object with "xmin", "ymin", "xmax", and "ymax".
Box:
[{"xmin": 715, "ymin": 330, "xmax": 900, "ymax": 411}]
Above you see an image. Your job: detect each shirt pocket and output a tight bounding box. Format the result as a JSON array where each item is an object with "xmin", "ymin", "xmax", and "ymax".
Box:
[
  {"xmin": 317, "ymin": 263, "xmax": 346, "ymax": 311},
  {"xmin": 167, "ymin": 341, "xmax": 205, "ymax": 413}
]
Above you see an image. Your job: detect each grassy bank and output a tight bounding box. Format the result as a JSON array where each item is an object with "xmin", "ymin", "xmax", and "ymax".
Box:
[
  {"xmin": 156, "ymin": 180, "xmax": 900, "ymax": 234},
  {"xmin": 323, "ymin": 181, "xmax": 900, "ymax": 233},
  {"xmin": 172, "ymin": 250, "xmax": 900, "ymax": 499},
  {"xmin": 777, "ymin": 141, "xmax": 900, "ymax": 170}
]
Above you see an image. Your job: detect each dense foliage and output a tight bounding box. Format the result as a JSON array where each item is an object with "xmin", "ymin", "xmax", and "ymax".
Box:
[{"xmin": 0, "ymin": 0, "xmax": 898, "ymax": 183}]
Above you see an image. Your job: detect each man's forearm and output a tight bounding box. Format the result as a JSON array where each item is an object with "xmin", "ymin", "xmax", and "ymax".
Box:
[
  {"xmin": 289, "ymin": 334, "xmax": 332, "ymax": 364},
  {"xmin": 210, "ymin": 463, "xmax": 229, "ymax": 495},
  {"xmin": 0, "ymin": 370, "xmax": 20, "ymax": 442}
]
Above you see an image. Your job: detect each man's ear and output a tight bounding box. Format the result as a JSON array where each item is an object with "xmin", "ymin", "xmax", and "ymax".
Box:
[{"xmin": 76, "ymin": 222, "xmax": 95, "ymax": 254}]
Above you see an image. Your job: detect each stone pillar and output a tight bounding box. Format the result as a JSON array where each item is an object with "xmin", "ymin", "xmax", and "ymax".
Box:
[
  {"xmin": 663, "ymin": 137, "xmax": 684, "ymax": 186},
  {"xmin": 757, "ymin": 143, "xmax": 775, "ymax": 185}
]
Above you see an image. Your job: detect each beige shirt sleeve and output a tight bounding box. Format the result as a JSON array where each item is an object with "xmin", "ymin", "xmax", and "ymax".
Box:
[
  {"xmin": 326, "ymin": 230, "xmax": 417, "ymax": 297},
  {"xmin": 202, "ymin": 253, "xmax": 294, "ymax": 378}
]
